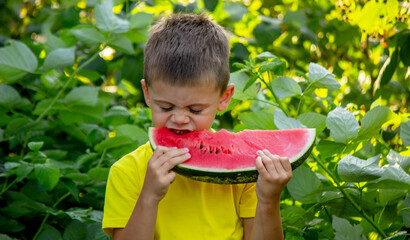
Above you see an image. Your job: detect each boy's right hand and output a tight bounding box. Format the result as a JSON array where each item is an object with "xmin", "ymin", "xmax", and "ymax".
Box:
[{"xmin": 141, "ymin": 146, "xmax": 190, "ymax": 203}]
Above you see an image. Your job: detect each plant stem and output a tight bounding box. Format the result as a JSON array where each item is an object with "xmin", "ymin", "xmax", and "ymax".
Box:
[
  {"xmin": 97, "ymin": 148, "xmax": 107, "ymax": 168},
  {"xmin": 0, "ymin": 177, "xmax": 18, "ymax": 196},
  {"xmin": 32, "ymin": 192, "xmax": 71, "ymax": 240},
  {"xmin": 312, "ymin": 154, "xmax": 387, "ymax": 238},
  {"xmin": 258, "ymin": 73, "xmax": 290, "ymax": 116},
  {"xmin": 19, "ymin": 51, "xmax": 101, "ymax": 158}
]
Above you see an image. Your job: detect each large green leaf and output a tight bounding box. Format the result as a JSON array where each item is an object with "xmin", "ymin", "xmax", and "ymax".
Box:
[
  {"xmin": 33, "ymin": 161, "xmax": 60, "ymax": 191},
  {"xmin": 273, "ymin": 108, "xmax": 305, "ymax": 130},
  {"xmin": 308, "ymin": 63, "xmax": 340, "ymax": 91},
  {"xmin": 115, "ymin": 124, "xmax": 148, "ymax": 143},
  {"xmin": 230, "ymin": 72, "xmax": 259, "ymax": 101},
  {"xmin": 239, "ymin": 111, "xmax": 276, "ymax": 130},
  {"xmin": 63, "ymin": 220, "xmax": 87, "ymax": 240},
  {"xmin": 337, "ymin": 154, "xmax": 383, "ymax": 182},
  {"xmin": 129, "ymin": 12, "xmax": 155, "ymax": 29},
  {"xmin": 94, "ymin": 0, "xmax": 129, "ymax": 34},
  {"xmin": 387, "ymin": 150, "xmax": 410, "ymax": 172},
  {"xmin": 271, "ymin": 77, "xmax": 302, "ymax": 100},
  {"xmin": 88, "ymin": 167, "xmax": 110, "ymax": 182},
  {"xmin": 71, "ymin": 27, "xmax": 105, "ymax": 46},
  {"xmin": 379, "ymin": 49, "xmax": 399, "ymax": 86},
  {"xmin": 332, "ymin": 215, "xmax": 366, "ymax": 240},
  {"xmin": 326, "ymin": 106, "xmax": 359, "ymax": 144},
  {"xmin": 298, "ymin": 112, "xmax": 327, "ymax": 132},
  {"xmin": 64, "ymin": 86, "xmax": 99, "ymax": 106},
  {"xmin": 403, "ymin": 193, "xmax": 410, "ymax": 228},
  {"xmin": 372, "ymin": 164, "xmax": 410, "ymax": 190},
  {"xmin": 43, "ymin": 47, "xmax": 76, "ymax": 71},
  {"xmin": 0, "ymin": 40, "xmax": 38, "ymax": 83},
  {"xmin": 286, "ymin": 164, "xmax": 322, "ymax": 204},
  {"xmin": 0, "ymin": 84, "xmax": 21, "ymax": 109},
  {"xmin": 108, "ymin": 35, "xmax": 134, "ymax": 54},
  {"xmin": 400, "ymin": 120, "xmax": 410, "ymax": 146},
  {"xmin": 358, "ymin": 106, "xmax": 394, "ymax": 139},
  {"xmin": 36, "ymin": 224, "xmax": 62, "ymax": 240}
]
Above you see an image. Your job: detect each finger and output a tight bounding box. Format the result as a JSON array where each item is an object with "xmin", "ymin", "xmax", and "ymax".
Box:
[
  {"xmin": 255, "ymin": 156, "xmax": 269, "ymax": 178},
  {"xmin": 258, "ymin": 151, "xmax": 278, "ymax": 176},
  {"xmin": 263, "ymin": 150, "xmax": 286, "ymax": 174},
  {"xmin": 161, "ymin": 152, "xmax": 191, "ymax": 172},
  {"xmin": 155, "ymin": 148, "xmax": 189, "ymax": 167}
]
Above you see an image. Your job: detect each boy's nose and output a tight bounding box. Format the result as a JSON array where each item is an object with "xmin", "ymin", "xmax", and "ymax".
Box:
[{"xmin": 171, "ymin": 113, "xmax": 189, "ymax": 125}]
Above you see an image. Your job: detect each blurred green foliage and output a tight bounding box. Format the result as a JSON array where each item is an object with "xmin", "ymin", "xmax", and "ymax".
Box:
[{"xmin": 0, "ymin": 0, "xmax": 409, "ymax": 239}]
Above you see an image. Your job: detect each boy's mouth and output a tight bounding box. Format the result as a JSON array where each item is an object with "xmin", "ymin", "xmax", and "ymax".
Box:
[{"xmin": 170, "ymin": 129, "xmax": 191, "ymax": 135}]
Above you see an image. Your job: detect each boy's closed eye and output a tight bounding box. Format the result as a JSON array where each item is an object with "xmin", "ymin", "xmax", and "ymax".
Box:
[{"xmin": 160, "ymin": 106, "xmax": 203, "ymax": 114}]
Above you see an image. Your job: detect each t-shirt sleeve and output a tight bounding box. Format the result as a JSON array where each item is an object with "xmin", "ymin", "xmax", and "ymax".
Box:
[
  {"xmin": 238, "ymin": 183, "xmax": 257, "ymax": 218},
  {"xmin": 102, "ymin": 147, "xmax": 148, "ymax": 236}
]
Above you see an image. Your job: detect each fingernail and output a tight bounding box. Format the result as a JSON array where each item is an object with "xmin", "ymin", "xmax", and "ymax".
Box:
[
  {"xmin": 257, "ymin": 150, "xmax": 262, "ymax": 155},
  {"xmin": 185, "ymin": 153, "xmax": 191, "ymax": 158},
  {"xmin": 184, "ymin": 148, "xmax": 189, "ymax": 152}
]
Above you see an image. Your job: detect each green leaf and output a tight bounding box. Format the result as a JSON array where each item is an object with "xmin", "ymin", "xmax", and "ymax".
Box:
[
  {"xmin": 274, "ymin": 108, "xmax": 305, "ymax": 130},
  {"xmin": 63, "ymin": 220, "xmax": 87, "ymax": 240},
  {"xmin": 259, "ymin": 59, "xmax": 286, "ymax": 75},
  {"xmin": 16, "ymin": 163, "xmax": 33, "ymax": 182},
  {"xmin": 43, "ymin": 47, "xmax": 75, "ymax": 71},
  {"xmin": 387, "ymin": 150, "xmax": 410, "ymax": 172},
  {"xmin": 115, "ymin": 124, "xmax": 148, "ymax": 142},
  {"xmin": 28, "ymin": 141, "xmax": 44, "ymax": 151},
  {"xmin": 373, "ymin": 164, "xmax": 410, "ymax": 190},
  {"xmin": 358, "ymin": 106, "xmax": 394, "ymax": 139},
  {"xmin": 72, "ymin": 27, "xmax": 105, "ymax": 46},
  {"xmin": 283, "ymin": 10, "xmax": 307, "ymax": 29},
  {"xmin": 94, "ymin": 0, "xmax": 129, "ymax": 34},
  {"xmin": 379, "ymin": 189, "xmax": 406, "ymax": 207},
  {"xmin": 33, "ymin": 161, "xmax": 60, "ymax": 191},
  {"xmin": 129, "ymin": 12, "xmax": 155, "ymax": 29},
  {"xmin": 0, "ymin": 84, "xmax": 21, "ymax": 109},
  {"xmin": 203, "ymin": 0, "xmax": 219, "ymax": 12},
  {"xmin": 36, "ymin": 224, "xmax": 62, "ymax": 240},
  {"xmin": 239, "ymin": 111, "xmax": 276, "ymax": 130},
  {"xmin": 400, "ymin": 120, "xmax": 410, "ymax": 146},
  {"xmin": 60, "ymin": 178, "xmax": 80, "ymax": 202},
  {"xmin": 94, "ymin": 136, "xmax": 134, "ymax": 152},
  {"xmin": 380, "ymin": 48, "xmax": 399, "ymax": 86},
  {"xmin": 399, "ymin": 32, "xmax": 410, "ymax": 66},
  {"xmin": 332, "ymin": 215, "xmax": 366, "ymax": 240},
  {"xmin": 316, "ymin": 140, "xmax": 346, "ymax": 158},
  {"xmin": 0, "ymin": 40, "xmax": 38, "ymax": 83},
  {"xmin": 254, "ymin": 51, "xmax": 277, "ymax": 62},
  {"xmin": 223, "ymin": 1, "xmax": 248, "ymax": 22},
  {"xmin": 88, "ymin": 167, "xmax": 110, "ymax": 182},
  {"xmin": 230, "ymin": 72, "xmax": 259, "ymax": 100},
  {"xmin": 383, "ymin": 231, "xmax": 408, "ymax": 240},
  {"xmin": 337, "ymin": 154, "xmax": 383, "ymax": 182},
  {"xmin": 271, "ymin": 77, "xmax": 302, "ymax": 100},
  {"xmin": 64, "ymin": 86, "xmax": 99, "ymax": 106},
  {"xmin": 298, "ymin": 112, "xmax": 327, "ymax": 132},
  {"xmin": 326, "ymin": 106, "xmax": 359, "ymax": 144},
  {"xmin": 308, "ymin": 63, "xmax": 340, "ymax": 91},
  {"xmin": 108, "ymin": 35, "xmax": 134, "ymax": 54},
  {"xmin": 287, "ymin": 164, "xmax": 322, "ymax": 204},
  {"xmin": 403, "ymin": 193, "xmax": 410, "ymax": 228},
  {"xmin": 45, "ymin": 30, "xmax": 66, "ymax": 52}
]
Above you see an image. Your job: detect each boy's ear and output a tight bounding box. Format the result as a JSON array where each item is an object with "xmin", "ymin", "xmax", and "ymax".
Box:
[
  {"xmin": 141, "ymin": 79, "xmax": 151, "ymax": 107},
  {"xmin": 217, "ymin": 83, "xmax": 234, "ymax": 111}
]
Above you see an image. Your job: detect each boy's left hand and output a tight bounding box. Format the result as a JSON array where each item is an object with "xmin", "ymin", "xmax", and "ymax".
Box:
[{"xmin": 255, "ymin": 150, "xmax": 292, "ymax": 204}]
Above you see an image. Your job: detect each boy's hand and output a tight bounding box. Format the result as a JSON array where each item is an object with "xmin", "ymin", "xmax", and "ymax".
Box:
[
  {"xmin": 141, "ymin": 146, "xmax": 190, "ymax": 203},
  {"xmin": 255, "ymin": 150, "xmax": 292, "ymax": 204}
]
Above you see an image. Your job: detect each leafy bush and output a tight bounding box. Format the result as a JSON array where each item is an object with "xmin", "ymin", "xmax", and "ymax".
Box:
[{"xmin": 0, "ymin": 0, "xmax": 409, "ymax": 239}]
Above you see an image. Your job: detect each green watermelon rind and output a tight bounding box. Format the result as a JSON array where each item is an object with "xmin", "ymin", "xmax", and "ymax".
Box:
[{"xmin": 148, "ymin": 128, "xmax": 316, "ymax": 184}]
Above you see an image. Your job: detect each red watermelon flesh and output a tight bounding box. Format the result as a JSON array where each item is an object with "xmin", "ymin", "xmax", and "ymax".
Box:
[{"xmin": 148, "ymin": 127, "xmax": 316, "ymax": 184}]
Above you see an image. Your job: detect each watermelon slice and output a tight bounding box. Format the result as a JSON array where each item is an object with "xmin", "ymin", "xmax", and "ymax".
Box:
[{"xmin": 149, "ymin": 127, "xmax": 316, "ymax": 184}]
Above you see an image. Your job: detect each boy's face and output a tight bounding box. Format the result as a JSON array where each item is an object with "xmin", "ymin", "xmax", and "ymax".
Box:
[{"xmin": 141, "ymin": 79, "xmax": 234, "ymax": 133}]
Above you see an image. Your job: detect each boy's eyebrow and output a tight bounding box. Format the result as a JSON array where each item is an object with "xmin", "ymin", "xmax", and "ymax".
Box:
[{"xmin": 153, "ymin": 99, "xmax": 209, "ymax": 107}]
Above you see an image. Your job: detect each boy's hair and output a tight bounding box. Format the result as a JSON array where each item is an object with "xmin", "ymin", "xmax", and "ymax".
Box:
[{"xmin": 144, "ymin": 13, "xmax": 230, "ymax": 93}]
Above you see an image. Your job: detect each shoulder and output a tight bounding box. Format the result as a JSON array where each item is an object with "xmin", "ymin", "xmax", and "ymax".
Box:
[{"xmin": 108, "ymin": 141, "xmax": 153, "ymax": 181}]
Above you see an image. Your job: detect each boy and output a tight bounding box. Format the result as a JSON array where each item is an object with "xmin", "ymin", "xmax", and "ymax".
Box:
[{"xmin": 102, "ymin": 13, "xmax": 292, "ymax": 240}]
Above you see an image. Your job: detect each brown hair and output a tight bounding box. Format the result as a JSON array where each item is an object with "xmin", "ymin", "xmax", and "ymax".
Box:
[{"xmin": 143, "ymin": 13, "xmax": 230, "ymax": 93}]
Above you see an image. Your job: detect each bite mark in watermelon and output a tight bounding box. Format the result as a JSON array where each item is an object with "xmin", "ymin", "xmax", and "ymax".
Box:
[{"xmin": 148, "ymin": 127, "xmax": 316, "ymax": 184}]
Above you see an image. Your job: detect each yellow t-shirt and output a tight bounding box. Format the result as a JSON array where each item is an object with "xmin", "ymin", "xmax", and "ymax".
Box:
[{"xmin": 102, "ymin": 142, "xmax": 257, "ymax": 239}]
